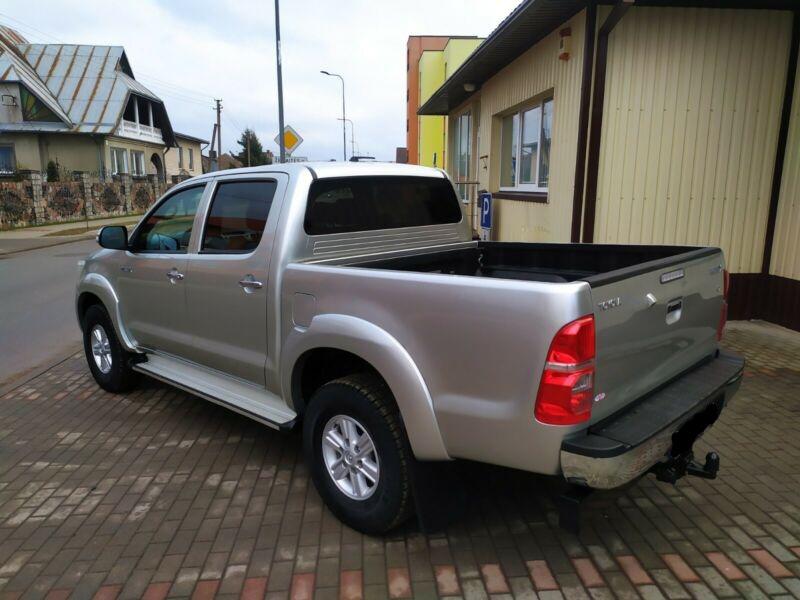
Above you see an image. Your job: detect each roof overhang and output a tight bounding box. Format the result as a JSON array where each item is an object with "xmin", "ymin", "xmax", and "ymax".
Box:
[
  {"xmin": 417, "ymin": 0, "xmax": 587, "ymax": 115},
  {"xmin": 418, "ymin": 0, "xmax": 800, "ymax": 116},
  {"xmin": 174, "ymin": 132, "xmax": 210, "ymax": 144}
]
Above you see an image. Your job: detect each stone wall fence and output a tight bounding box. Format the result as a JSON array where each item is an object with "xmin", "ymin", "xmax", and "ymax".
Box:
[{"xmin": 0, "ymin": 171, "xmax": 174, "ymax": 230}]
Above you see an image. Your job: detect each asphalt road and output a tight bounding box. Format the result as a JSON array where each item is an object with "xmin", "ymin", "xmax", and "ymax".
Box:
[{"xmin": 0, "ymin": 239, "xmax": 97, "ymax": 391}]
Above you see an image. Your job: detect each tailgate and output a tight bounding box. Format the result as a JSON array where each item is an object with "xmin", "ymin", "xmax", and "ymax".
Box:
[{"xmin": 587, "ymin": 248, "xmax": 725, "ymax": 422}]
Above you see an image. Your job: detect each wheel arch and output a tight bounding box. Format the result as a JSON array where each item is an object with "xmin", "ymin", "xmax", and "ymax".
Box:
[
  {"xmin": 76, "ymin": 273, "xmax": 138, "ymax": 352},
  {"xmin": 282, "ymin": 314, "xmax": 450, "ymax": 461}
]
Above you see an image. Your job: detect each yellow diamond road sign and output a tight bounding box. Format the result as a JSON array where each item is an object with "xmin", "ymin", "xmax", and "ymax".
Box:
[{"xmin": 275, "ymin": 125, "xmax": 303, "ymax": 155}]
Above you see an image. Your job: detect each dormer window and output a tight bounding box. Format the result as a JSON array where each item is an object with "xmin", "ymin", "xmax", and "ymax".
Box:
[{"xmin": 119, "ymin": 95, "xmax": 164, "ymax": 143}]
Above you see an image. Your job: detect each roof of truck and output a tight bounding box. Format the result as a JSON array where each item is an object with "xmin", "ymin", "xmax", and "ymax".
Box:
[{"xmin": 196, "ymin": 162, "xmax": 447, "ymax": 181}]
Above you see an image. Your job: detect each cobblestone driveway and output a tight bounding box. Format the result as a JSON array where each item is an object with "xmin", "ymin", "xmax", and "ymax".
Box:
[{"xmin": 1, "ymin": 322, "xmax": 799, "ymax": 599}]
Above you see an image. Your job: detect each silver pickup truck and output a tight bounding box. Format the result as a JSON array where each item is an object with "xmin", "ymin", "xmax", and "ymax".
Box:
[{"xmin": 76, "ymin": 162, "xmax": 743, "ymax": 533}]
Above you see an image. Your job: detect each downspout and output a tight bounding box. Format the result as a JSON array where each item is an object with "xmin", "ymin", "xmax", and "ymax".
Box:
[
  {"xmin": 570, "ymin": 1, "xmax": 597, "ymax": 242},
  {"xmin": 94, "ymin": 135, "xmax": 105, "ymax": 181},
  {"xmin": 580, "ymin": 0, "xmax": 633, "ymax": 243},
  {"xmin": 760, "ymin": 9, "xmax": 799, "ymax": 276}
]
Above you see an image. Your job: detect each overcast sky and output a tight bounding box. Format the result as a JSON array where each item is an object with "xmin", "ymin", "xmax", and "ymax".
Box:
[{"xmin": 2, "ymin": 1, "xmax": 519, "ymax": 161}]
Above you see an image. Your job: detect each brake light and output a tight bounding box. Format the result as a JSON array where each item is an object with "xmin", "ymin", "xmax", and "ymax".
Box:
[
  {"xmin": 717, "ymin": 269, "xmax": 729, "ymax": 341},
  {"xmin": 535, "ymin": 315, "xmax": 595, "ymax": 425}
]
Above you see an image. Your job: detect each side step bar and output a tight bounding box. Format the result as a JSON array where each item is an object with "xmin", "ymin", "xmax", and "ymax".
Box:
[{"xmin": 132, "ymin": 353, "xmax": 297, "ymax": 430}]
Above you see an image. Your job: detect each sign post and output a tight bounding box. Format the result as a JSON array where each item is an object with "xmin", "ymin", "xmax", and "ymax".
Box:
[
  {"xmin": 479, "ymin": 192, "xmax": 492, "ymax": 241},
  {"xmin": 275, "ymin": 125, "xmax": 303, "ymax": 157}
]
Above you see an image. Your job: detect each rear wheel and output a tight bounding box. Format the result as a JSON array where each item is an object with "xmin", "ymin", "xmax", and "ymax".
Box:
[
  {"xmin": 303, "ymin": 373, "xmax": 413, "ymax": 534},
  {"xmin": 82, "ymin": 304, "xmax": 138, "ymax": 393}
]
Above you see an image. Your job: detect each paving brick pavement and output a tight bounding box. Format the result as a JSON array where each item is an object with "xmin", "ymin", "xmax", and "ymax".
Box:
[{"xmin": 0, "ymin": 321, "xmax": 799, "ymax": 599}]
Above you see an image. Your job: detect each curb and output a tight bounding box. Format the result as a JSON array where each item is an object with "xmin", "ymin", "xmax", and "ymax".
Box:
[
  {"xmin": 0, "ymin": 234, "xmax": 96, "ymax": 258},
  {"xmin": 0, "ymin": 344, "xmax": 83, "ymax": 397}
]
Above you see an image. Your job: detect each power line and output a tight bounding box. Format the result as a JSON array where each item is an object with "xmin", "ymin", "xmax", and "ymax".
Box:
[
  {"xmin": 1, "ymin": 17, "xmax": 217, "ymax": 103},
  {"xmin": 136, "ymin": 74, "xmax": 215, "ymax": 100},
  {"xmin": 144, "ymin": 86, "xmax": 213, "ymax": 107},
  {"xmin": 222, "ymin": 109, "xmax": 244, "ymax": 132},
  {"xmin": 0, "ymin": 14, "xmax": 63, "ymax": 43}
]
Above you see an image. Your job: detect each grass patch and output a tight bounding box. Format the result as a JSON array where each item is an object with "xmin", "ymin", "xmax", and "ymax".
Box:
[
  {"xmin": 1, "ymin": 212, "xmax": 145, "ymax": 233},
  {"xmin": 44, "ymin": 220, "xmax": 141, "ymax": 237}
]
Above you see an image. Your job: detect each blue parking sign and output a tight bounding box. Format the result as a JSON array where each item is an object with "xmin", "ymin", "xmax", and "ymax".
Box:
[{"xmin": 479, "ymin": 192, "xmax": 492, "ymax": 230}]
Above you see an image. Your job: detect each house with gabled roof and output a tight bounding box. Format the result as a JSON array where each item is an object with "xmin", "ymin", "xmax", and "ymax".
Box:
[{"xmin": 0, "ymin": 24, "xmax": 182, "ymax": 181}]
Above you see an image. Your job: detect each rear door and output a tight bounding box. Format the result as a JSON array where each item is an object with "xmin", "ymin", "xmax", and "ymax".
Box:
[
  {"xmin": 182, "ymin": 175, "xmax": 286, "ymax": 385},
  {"xmin": 588, "ymin": 250, "xmax": 725, "ymax": 422}
]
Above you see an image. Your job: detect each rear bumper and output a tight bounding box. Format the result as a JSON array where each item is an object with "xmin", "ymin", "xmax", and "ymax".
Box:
[{"xmin": 560, "ymin": 350, "xmax": 744, "ymax": 489}]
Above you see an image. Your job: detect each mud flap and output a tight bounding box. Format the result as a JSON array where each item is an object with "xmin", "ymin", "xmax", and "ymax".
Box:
[{"xmin": 408, "ymin": 459, "xmax": 467, "ymax": 533}]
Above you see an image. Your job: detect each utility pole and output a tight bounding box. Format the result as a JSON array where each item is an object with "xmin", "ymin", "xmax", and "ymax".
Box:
[
  {"xmin": 247, "ymin": 132, "xmax": 251, "ymax": 167},
  {"xmin": 275, "ymin": 0, "xmax": 286, "ymax": 163},
  {"xmin": 214, "ymin": 99, "xmax": 222, "ymax": 167},
  {"xmin": 209, "ymin": 123, "xmax": 218, "ymax": 171}
]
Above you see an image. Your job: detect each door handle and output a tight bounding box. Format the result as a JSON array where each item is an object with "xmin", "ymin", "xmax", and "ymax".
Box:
[
  {"xmin": 239, "ymin": 276, "xmax": 263, "ymax": 290},
  {"xmin": 666, "ymin": 298, "xmax": 682, "ymax": 325},
  {"xmin": 166, "ymin": 269, "xmax": 184, "ymax": 283}
]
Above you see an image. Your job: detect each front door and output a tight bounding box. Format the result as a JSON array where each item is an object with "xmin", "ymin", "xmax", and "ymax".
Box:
[
  {"xmin": 182, "ymin": 176, "xmax": 284, "ymax": 385},
  {"xmin": 117, "ymin": 184, "xmax": 207, "ymax": 356}
]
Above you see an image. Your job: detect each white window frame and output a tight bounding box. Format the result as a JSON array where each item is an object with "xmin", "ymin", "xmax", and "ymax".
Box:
[
  {"xmin": 452, "ymin": 110, "xmax": 472, "ymax": 203},
  {"xmin": 188, "ymin": 148, "xmax": 194, "ymax": 170},
  {"xmin": 499, "ymin": 96, "xmax": 553, "ymax": 193},
  {"xmin": 178, "ymin": 146, "xmax": 184, "ymax": 168},
  {"xmin": 130, "ymin": 150, "xmax": 145, "ymax": 176},
  {"xmin": 110, "ymin": 147, "xmax": 128, "ymax": 175}
]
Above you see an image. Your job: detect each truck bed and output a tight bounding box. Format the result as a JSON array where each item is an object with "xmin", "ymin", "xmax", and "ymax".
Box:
[
  {"xmin": 348, "ymin": 239, "xmax": 725, "ymax": 425},
  {"xmin": 352, "ymin": 241, "xmax": 718, "ymax": 287}
]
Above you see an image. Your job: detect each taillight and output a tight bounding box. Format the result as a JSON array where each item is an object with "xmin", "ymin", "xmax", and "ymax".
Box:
[
  {"xmin": 535, "ymin": 315, "xmax": 595, "ymax": 425},
  {"xmin": 717, "ymin": 269, "xmax": 729, "ymax": 341}
]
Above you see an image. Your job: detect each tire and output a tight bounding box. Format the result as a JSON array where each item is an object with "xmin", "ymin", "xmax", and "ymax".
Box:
[
  {"xmin": 82, "ymin": 304, "xmax": 139, "ymax": 393},
  {"xmin": 303, "ymin": 373, "xmax": 413, "ymax": 534}
]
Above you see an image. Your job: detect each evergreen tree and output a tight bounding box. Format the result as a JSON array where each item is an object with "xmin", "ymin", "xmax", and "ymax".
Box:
[{"xmin": 233, "ymin": 128, "xmax": 270, "ymax": 166}]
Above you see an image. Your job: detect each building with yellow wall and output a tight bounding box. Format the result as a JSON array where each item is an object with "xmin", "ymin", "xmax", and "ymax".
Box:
[
  {"xmin": 408, "ymin": 36, "xmax": 483, "ymax": 169},
  {"xmin": 419, "ymin": 0, "xmax": 799, "ymax": 331}
]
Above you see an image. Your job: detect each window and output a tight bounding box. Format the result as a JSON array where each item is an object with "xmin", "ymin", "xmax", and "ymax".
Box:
[
  {"xmin": 130, "ymin": 150, "xmax": 145, "ymax": 176},
  {"xmin": 178, "ymin": 147, "xmax": 184, "ymax": 169},
  {"xmin": 131, "ymin": 185, "xmax": 205, "ymax": 253},
  {"xmin": 202, "ymin": 181, "xmax": 276, "ymax": 253},
  {"xmin": 110, "ymin": 147, "xmax": 128, "ymax": 175},
  {"xmin": 19, "ymin": 87, "xmax": 59, "ymax": 122},
  {"xmin": 305, "ymin": 176, "xmax": 462, "ymax": 235},
  {"xmin": 452, "ymin": 111, "xmax": 471, "ymax": 203},
  {"xmin": 0, "ymin": 145, "xmax": 16, "ymax": 174},
  {"xmin": 189, "ymin": 148, "xmax": 194, "ymax": 170},
  {"xmin": 500, "ymin": 97, "xmax": 553, "ymax": 192}
]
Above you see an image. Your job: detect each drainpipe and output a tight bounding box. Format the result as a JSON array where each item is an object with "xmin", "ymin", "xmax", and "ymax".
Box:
[
  {"xmin": 94, "ymin": 135, "xmax": 106, "ymax": 182},
  {"xmin": 580, "ymin": 0, "xmax": 634, "ymax": 243},
  {"xmin": 761, "ymin": 9, "xmax": 799, "ymax": 275},
  {"xmin": 570, "ymin": 2, "xmax": 597, "ymax": 242}
]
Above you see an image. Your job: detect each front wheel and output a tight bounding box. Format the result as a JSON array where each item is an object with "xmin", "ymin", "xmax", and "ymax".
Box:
[
  {"xmin": 82, "ymin": 304, "xmax": 138, "ymax": 393},
  {"xmin": 303, "ymin": 373, "xmax": 413, "ymax": 534}
]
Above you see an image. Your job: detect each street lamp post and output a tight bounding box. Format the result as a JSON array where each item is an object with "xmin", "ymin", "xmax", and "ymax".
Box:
[
  {"xmin": 321, "ymin": 70, "xmax": 346, "ymax": 162},
  {"xmin": 337, "ymin": 118, "xmax": 355, "ymax": 159},
  {"xmin": 275, "ymin": 0, "xmax": 286, "ymax": 163}
]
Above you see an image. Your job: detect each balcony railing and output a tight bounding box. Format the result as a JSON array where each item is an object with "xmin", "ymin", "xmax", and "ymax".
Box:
[{"xmin": 118, "ymin": 120, "xmax": 164, "ymax": 143}]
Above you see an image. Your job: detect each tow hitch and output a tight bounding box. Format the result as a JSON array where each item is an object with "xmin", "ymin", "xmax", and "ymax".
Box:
[{"xmin": 651, "ymin": 450, "xmax": 720, "ymax": 484}]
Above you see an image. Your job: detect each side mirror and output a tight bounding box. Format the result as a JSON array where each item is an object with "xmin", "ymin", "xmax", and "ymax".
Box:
[{"xmin": 97, "ymin": 225, "xmax": 128, "ymax": 250}]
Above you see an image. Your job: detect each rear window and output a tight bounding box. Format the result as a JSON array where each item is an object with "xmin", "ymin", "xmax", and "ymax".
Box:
[{"xmin": 304, "ymin": 176, "xmax": 462, "ymax": 235}]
